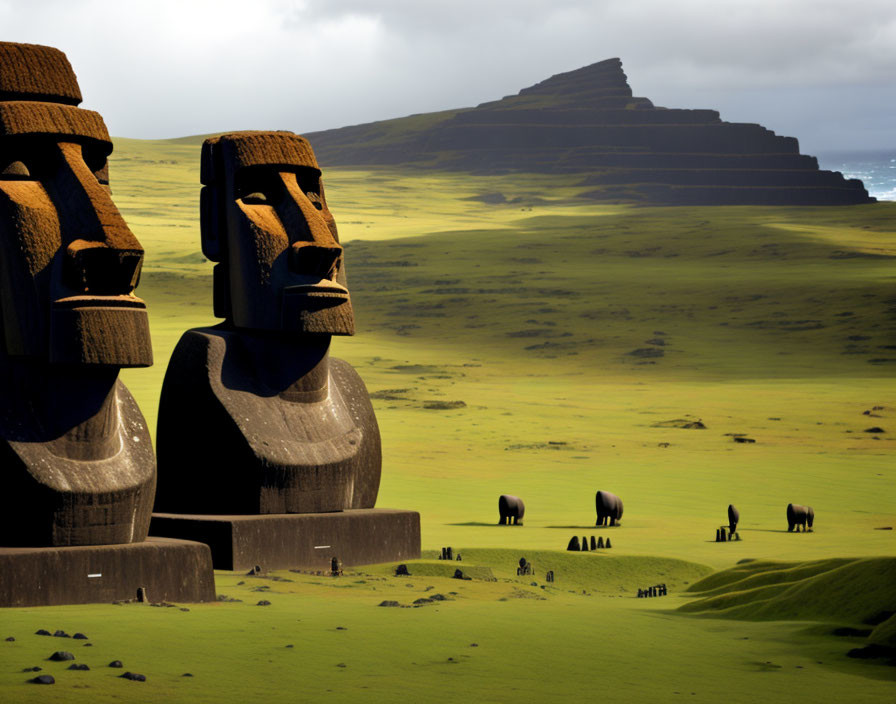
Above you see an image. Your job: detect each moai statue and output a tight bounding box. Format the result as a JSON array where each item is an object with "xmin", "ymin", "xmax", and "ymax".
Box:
[
  {"xmin": 567, "ymin": 536, "xmax": 581, "ymax": 551},
  {"xmin": 727, "ymin": 504, "xmax": 739, "ymax": 535},
  {"xmin": 0, "ymin": 42, "xmax": 155, "ymax": 547},
  {"xmin": 589, "ymin": 536, "xmax": 597, "ymax": 550},
  {"xmin": 597, "ymin": 536, "xmax": 604, "ymax": 549},
  {"xmin": 154, "ymin": 131, "xmax": 380, "ymax": 514}
]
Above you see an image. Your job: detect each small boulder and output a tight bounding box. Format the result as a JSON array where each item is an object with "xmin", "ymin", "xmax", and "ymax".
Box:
[
  {"xmin": 378, "ymin": 600, "xmax": 400, "ymax": 607},
  {"xmin": 35, "ymin": 629, "xmax": 51, "ymax": 636},
  {"xmin": 256, "ymin": 600, "xmax": 272, "ymax": 606},
  {"xmin": 109, "ymin": 660, "xmax": 123, "ymax": 668},
  {"xmin": 5, "ymin": 636, "xmax": 14, "ymax": 642},
  {"xmin": 49, "ymin": 651, "xmax": 74, "ymax": 661},
  {"xmin": 72, "ymin": 633, "xmax": 88, "ymax": 640},
  {"xmin": 121, "ymin": 672, "xmax": 146, "ymax": 682},
  {"xmin": 53, "ymin": 630, "xmax": 70, "ymax": 638},
  {"xmin": 29, "ymin": 675, "xmax": 55, "ymax": 685},
  {"xmin": 68, "ymin": 664, "xmax": 89, "ymax": 671}
]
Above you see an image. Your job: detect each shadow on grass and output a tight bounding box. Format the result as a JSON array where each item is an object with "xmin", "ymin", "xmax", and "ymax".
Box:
[
  {"xmin": 740, "ymin": 528, "xmax": 814, "ymax": 534},
  {"xmin": 445, "ymin": 522, "xmax": 503, "ymax": 527},
  {"xmin": 546, "ymin": 525, "xmax": 617, "ymax": 530}
]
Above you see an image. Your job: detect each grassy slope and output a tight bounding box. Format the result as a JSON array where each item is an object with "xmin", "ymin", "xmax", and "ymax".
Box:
[{"xmin": 2, "ymin": 137, "xmax": 893, "ymax": 701}]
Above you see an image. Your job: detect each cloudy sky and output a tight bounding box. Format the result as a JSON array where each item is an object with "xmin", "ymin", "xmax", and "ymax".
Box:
[{"xmin": 3, "ymin": 0, "xmax": 894, "ymax": 152}]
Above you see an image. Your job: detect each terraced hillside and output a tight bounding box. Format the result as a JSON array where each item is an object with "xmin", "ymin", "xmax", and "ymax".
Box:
[{"xmin": 306, "ymin": 58, "xmax": 874, "ymax": 205}]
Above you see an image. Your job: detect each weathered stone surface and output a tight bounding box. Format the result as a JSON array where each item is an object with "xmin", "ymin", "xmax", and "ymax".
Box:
[
  {"xmin": 0, "ymin": 42, "xmax": 154, "ymax": 551},
  {"xmin": 150, "ymin": 510, "xmax": 420, "ymax": 571},
  {"xmin": 0, "ymin": 538, "xmax": 215, "ymax": 607},
  {"xmin": 153, "ymin": 131, "xmax": 419, "ymax": 568}
]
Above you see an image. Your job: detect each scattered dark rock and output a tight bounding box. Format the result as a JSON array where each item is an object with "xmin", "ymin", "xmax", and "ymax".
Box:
[
  {"xmin": 430, "ymin": 594, "xmax": 448, "ymax": 601},
  {"xmin": 68, "ymin": 663, "xmax": 89, "ymax": 670},
  {"xmin": 5, "ymin": 636, "xmax": 15, "ymax": 641},
  {"xmin": 422, "ymin": 400, "xmax": 466, "ymax": 410},
  {"xmin": 864, "ymin": 427, "xmax": 885, "ymax": 433},
  {"xmin": 413, "ymin": 598, "xmax": 433, "ymax": 606},
  {"xmin": 52, "ymin": 630, "xmax": 70, "ymax": 638},
  {"xmin": 72, "ymin": 633, "xmax": 88, "ymax": 640},
  {"xmin": 83, "ymin": 643, "xmax": 93, "ymax": 647},
  {"xmin": 182, "ymin": 673, "xmax": 194, "ymax": 677},
  {"xmin": 109, "ymin": 660, "xmax": 123, "ymax": 668},
  {"xmin": 35, "ymin": 629, "xmax": 51, "ymax": 636},
  {"xmin": 733, "ymin": 437, "xmax": 756, "ymax": 443},
  {"xmin": 336, "ymin": 626, "xmax": 347, "ymax": 630},
  {"xmin": 256, "ymin": 600, "xmax": 272, "ymax": 606},
  {"xmin": 29, "ymin": 675, "xmax": 55, "ymax": 684},
  {"xmin": 23, "ymin": 666, "xmax": 42, "ymax": 672},
  {"xmin": 874, "ymin": 526, "xmax": 893, "ymax": 530},
  {"xmin": 378, "ymin": 600, "xmax": 400, "ymax": 607},
  {"xmin": 49, "ymin": 651, "xmax": 74, "ymax": 661},
  {"xmin": 645, "ymin": 338, "xmax": 666, "ymax": 346},
  {"xmin": 627, "ymin": 347, "xmax": 664, "ymax": 358},
  {"xmin": 651, "ymin": 418, "xmax": 706, "ymax": 429},
  {"xmin": 336, "ymin": 663, "xmax": 347, "ymax": 668},
  {"xmin": 470, "ymin": 643, "xmax": 478, "ymax": 647},
  {"xmin": 121, "ymin": 672, "xmax": 146, "ymax": 681}
]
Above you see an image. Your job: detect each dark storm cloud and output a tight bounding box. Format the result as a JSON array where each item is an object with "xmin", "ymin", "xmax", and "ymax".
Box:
[{"xmin": 1, "ymin": 0, "xmax": 893, "ymax": 151}]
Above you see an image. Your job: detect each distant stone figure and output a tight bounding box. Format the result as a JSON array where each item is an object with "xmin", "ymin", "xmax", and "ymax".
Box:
[
  {"xmin": 595, "ymin": 491, "xmax": 624, "ymax": 526},
  {"xmin": 567, "ymin": 536, "xmax": 581, "ymax": 551},
  {"xmin": 498, "ymin": 495, "xmax": 525, "ymax": 525},
  {"xmin": 0, "ymin": 42, "xmax": 155, "ymax": 546},
  {"xmin": 727, "ymin": 504, "xmax": 739, "ymax": 535},
  {"xmin": 787, "ymin": 503, "xmax": 815, "ymax": 532},
  {"xmin": 155, "ymin": 131, "xmax": 381, "ymax": 514}
]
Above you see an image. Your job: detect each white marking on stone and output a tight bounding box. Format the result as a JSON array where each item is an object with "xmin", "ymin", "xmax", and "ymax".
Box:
[
  {"xmin": 314, "ymin": 545, "xmax": 331, "ymax": 549},
  {"xmin": 88, "ymin": 573, "xmax": 102, "ymax": 578}
]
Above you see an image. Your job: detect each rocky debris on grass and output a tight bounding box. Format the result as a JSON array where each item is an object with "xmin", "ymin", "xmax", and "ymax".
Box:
[
  {"xmin": 5, "ymin": 636, "xmax": 15, "ymax": 641},
  {"xmin": 23, "ymin": 667, "xmax": 41, "ymax": 672},
  {"xmin": 336, "ymin": 626, "xmax": 347, "ymax": 630},
  {"xmin": 422, "ymin": 400, "xmax": 466, "ymax": 410},
  {"xmin": 52, "ymin": 630, "xmax": 70, "ymax": 638},
  {"xmin": 49, "ymin": 651, "xmax": 74, "ymax": 661},
  {"xmin": 378, "ymin": 600, "xmax": 400, "ymax": 607},
  {"xmin": 627, "ymin": 347, "xmax": 664, "ymax": 358},
  {"xmin": 35, "ymin": 629, "xmax": 51, "ymax": 636},
  {"xmin": 109, "ymin": 660, "xmax": 123, "ymax": 668},
  {"xmin": 29, "ymin": 675, "xmax": 55, "ymax": 684},
  {"xmin": 68, "ymin": 663, "xmax": 89, "ymax": 670},
  {"xmin": 182, "ymin": 672, "xmax": 194, "ymax": 677},
  {"xmin": 645, "ymin": 338, "xmax": 666, "ymax": 346},
  {"xmin": 256, "ymin": 600, "xmax": 272, "ymax": 606},
  {"xmin": 72, "ymin": 633, "xmax": 88, "ymax": 640},
  {"xmin": 651, "ymin": 418, "xmax": 706, "ymax": 429},
  {"xmin": 430, "ymin": 594, "xmax": 448, "ymax": 601},
  {"xmin": 121, "ymin": 671, "xmax": 146, "ymax": 681},
  {"xmin": 864, "ymin": 427, "xmax": 885, "ymax": 433},
  {"xmin": 733, "ymin": 437, "xmax": 756, "ymax": 443},
  {"xmin": 413, "ymin": 598, "xmax": 434, "ymax": 606},
  {"xmin": 83, "ymin": 643, "xmax": 93, "ymax": 647},
  {"xmin": 216, "ymin": 595, "xmax": 243, "ymax": 603}
]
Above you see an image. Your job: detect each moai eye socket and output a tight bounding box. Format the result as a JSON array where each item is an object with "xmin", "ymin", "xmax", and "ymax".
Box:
[
  {"xmin": 82, "ymin": 144, "xmax": 109, "ymax": 185},
  {"xmin": 235, "ymin": 169, "xmax": 282, "ymax": 206},
  {"xmin": 295, "ymin": 168, "xmax": 323, "ymax": 209}
]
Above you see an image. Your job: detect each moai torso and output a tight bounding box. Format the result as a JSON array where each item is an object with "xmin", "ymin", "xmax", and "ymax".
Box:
[
  {"xmin": 0, "ymin": 42, "xmax": 155, "ymax": 546},
  {"xmin": 155, "ymin": 132, "xmax": 380, "ymax": 515}
]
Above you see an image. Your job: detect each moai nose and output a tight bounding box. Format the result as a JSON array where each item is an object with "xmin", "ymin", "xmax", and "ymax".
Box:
[
  {"xmin": 288, "ymin": 241, "xmax": 342, "ymax": 280},
  {"xmin": 63, "ymin": 240, "xmax": 143, "ymax": 294}
]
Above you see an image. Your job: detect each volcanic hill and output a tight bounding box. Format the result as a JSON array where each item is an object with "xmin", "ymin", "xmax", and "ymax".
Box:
[{"xmin": 307, "ymin": 58, "xmax": 873, "ymax": 206}]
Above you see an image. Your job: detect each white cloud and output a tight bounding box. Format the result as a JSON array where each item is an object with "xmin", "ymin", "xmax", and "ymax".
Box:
[{"xmin": 1, "ymin": 0, "xmax": 893, "ymax": 150}]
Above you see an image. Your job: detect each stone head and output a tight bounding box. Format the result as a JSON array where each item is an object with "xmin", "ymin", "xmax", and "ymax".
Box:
[
  {"xmin": 0, "ymin": 42, "xmax": 151, "ymax": 367},
  {"xmin": 200, "ymin": 131, "xmax": 353, "ymax": 335}
]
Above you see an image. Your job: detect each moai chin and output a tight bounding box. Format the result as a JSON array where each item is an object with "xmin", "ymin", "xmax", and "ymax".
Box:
[
  {"xmin": 155, "ymin": 131, "xmax": 381, "ymax": 514},
  {"xmin": 0, "ymin": 42, "xmax": 155, "ymax": 547}
]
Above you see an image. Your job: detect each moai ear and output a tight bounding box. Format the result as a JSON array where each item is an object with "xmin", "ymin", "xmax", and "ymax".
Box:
[
  {"xmin": 212, "ymin": 263, "xmax": 230, "ymax": 320},
  {"xmin": 200, "ymin": 186, "xmax": 221, "ymax": 261}
]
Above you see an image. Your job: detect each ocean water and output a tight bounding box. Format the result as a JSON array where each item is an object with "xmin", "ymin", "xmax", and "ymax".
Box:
[{"xmin": 817, "ymin": 150, "xmax": 896, "ymax": 201}]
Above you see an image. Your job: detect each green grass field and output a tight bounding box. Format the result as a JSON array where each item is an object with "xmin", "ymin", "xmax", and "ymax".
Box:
[{"xmin": 1, "ymin": 137, "xmax": 894, "ymax": 702}]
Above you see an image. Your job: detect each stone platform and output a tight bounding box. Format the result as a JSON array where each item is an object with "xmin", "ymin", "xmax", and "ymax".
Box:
[
  {"xmin": 0, "ymin": 537, "xmax": 216, "ymax": 607},
  {"xmin": 150, "ymin": 509, "xmax": 421, "ymax": 571}
]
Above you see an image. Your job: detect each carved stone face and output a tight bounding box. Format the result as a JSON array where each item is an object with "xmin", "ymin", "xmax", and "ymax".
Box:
[
  {"xmin": 0, "ymin": 42, "xmax": 152, "ymax": 366},
  {"xmin": 200, "ymin": 131, "xmax": 354, "ymax": 335}
]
